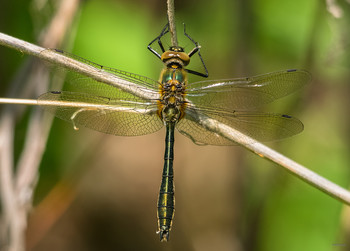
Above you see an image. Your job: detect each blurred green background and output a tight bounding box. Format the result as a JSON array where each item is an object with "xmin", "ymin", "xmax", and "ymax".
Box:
[{"xmin": 1, "ymin": 0, "xmax": 350, "ymax": 250}]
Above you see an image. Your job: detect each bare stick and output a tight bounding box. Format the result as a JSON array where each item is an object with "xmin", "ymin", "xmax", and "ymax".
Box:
[
  {"xmin": 0, "ymin": 98, "xmax": 155, "ymax": 113},
  {"xmin": 0, "ymin": 33, "xmax": 350, "ymax": 207},
  {"xmin": 167, "ymin": 0, "xmax": 178, "ymax": 47}
]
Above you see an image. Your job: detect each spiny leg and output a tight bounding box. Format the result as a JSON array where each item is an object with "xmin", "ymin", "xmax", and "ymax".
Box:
[
  {"xmin": 147, "ymin": 23, "xmax": 170, "ymax": 59},
  {"xmin": 183, "ymin": 24, "xmax": 209, "ymax": 78}
]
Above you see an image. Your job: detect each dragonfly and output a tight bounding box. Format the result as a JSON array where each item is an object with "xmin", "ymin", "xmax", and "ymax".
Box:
[{"xmin": 35, "ymin": 23, "xmax": 310, "ymax": 241}]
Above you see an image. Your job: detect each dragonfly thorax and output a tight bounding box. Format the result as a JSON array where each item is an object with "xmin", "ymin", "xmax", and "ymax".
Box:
[{"xmin": 158, "ymin": 67, "xmax": 187, "ymax": 123}]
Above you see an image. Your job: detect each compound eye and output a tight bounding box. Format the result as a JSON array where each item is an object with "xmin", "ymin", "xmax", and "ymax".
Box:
[
  {"xmin": 161, "ymin": 51, "xmax": 190, "ymax": 66},
  {"xmin": 177, "ymin": 52, "xmax": 190, "ymax": 66}
]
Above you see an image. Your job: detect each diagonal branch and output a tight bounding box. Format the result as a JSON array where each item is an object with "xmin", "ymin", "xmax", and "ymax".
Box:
[{"xmin": 0, "ymin": 32, "xmax": 350, "ymax": 205}]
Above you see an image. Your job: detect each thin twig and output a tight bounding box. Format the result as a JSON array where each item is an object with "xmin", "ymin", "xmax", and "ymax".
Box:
[
  {"xmin": 0, "ymin": 33, "xmax": 350, "ymax": 205},
  {"xmin": 0, "ymin": 98, "xmax": 153, "ymax": 112},
  {"xmin": 167, "ymin": 0, "xmax": 178, "ymax": 47}
]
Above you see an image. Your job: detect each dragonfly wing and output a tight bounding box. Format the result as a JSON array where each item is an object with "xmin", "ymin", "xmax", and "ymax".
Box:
[
  {"xmin": 176, "ymin": 115, "xmax": 233, "ymax": 146},
  {"xmin": 61, "ymin": 73, "xmax": 158, "ymax": 104},
  {"xmin": 186, "ymin": 69, "xmax": 311, "ymax": 110},
  {"xmin": 47, "ymin": 49, "xmax": 161, "ymax": 91},
  {"xmin": 176, "ymin": 107, "xmax": 303, "ymax": 146},
  {"xmin": 38, "ymin": 91, "xmax": 163, "ymax": 136}
]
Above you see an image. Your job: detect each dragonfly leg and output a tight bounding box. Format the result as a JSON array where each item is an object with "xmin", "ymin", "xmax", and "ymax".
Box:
[
  {"xmin": 183, "ymin": 24, "xmax": 209, "ymax": 78},
  {"xmin": 147, "ymin": 23, "xmax": 169, "ymax": 59}
]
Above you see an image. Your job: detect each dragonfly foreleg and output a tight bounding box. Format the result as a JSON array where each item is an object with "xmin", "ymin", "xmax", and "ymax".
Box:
[
  {"xmin": 183, "ymin": 24, "xmax": 209, "ymax": 78},
  {"xmin": 147, "ymin": 23, "xmax": 170, "ymax": 59}
]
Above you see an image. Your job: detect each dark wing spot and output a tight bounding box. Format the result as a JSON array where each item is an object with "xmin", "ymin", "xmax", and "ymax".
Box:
[
  {"xmin": 54, "ymin": 49, "xmax": 64, "ymax": 53},
  {"xmin": 282, "ymin": 114, "xmax": 292, "ymax": 118},
  {"xmin": 50, "ymin": 91, "xmax": 62, "ymax": 94},
  {"xmin": 287, "ymin": 69, "xmax": 297, "ymax": 72}
]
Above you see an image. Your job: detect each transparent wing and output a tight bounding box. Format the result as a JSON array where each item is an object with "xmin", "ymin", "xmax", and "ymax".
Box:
[
  {"xmin": 49, "ymin": 49, "xmax": 160, "ymax": 92},
  {"xmin": 38, "ymin": 91, "xmax": 163, "ymax": 136},
  {"xmin": 176, "ymin": 107, "xmax": 303, "ymax": 146},
  {"xmin": 186, "ymin": 69, "xmax": 311, "ymax": 110},
  {"xmin": 59, "ymin": 71, "xmax": 159, "ymax": 105}
]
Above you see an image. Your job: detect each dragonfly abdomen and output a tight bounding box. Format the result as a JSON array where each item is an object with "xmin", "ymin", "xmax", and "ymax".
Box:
[{"xmin": 157, "ymin": 122, "xmax": 175, "ymax": 241}]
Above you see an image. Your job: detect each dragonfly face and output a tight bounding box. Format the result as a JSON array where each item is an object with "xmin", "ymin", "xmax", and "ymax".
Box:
[
  {"xmin": 160, "ymin": 47, "xmax": 190, "ymax": 66},
  {"xmin": 37, "ymin": 23, "xmax": 311, "ymax": 242}
]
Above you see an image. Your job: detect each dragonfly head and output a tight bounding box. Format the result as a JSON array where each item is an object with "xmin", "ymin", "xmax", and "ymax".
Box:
[{"xmin": 161, "ymin": 46, "xmax": 190, "ymax": 67}]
